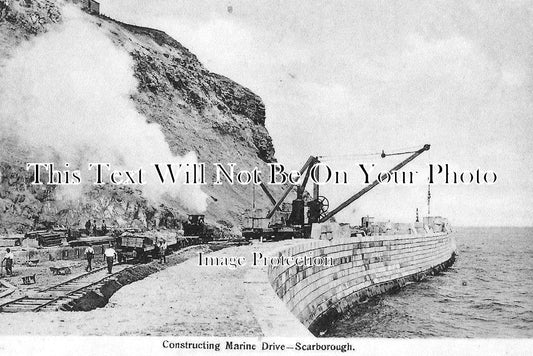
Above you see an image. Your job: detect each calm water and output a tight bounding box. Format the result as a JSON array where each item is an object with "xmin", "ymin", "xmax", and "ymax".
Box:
[{"xmin": 325, "ymin": 227, "xmax": 533, "ymax": 338}]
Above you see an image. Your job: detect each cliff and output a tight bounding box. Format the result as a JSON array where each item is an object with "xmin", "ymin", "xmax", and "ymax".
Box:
[{"xmin": 0, "ymin": 0, "xmax": 277, "ymax": 234}]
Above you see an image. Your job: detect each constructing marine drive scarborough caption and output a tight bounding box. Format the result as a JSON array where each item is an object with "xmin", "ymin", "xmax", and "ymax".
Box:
[
  {"xmin": 162, "ymin": 340, "xmax": 356, "ymax": 352},
  {"xmin": 25, "ymin": 162, "xmax": 497, "ymax": 186}
]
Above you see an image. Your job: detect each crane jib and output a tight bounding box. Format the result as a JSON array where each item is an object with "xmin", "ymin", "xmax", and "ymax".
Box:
[{"xmin": 318, "ymin": 144, "xmax": 430, "ymax": 223}]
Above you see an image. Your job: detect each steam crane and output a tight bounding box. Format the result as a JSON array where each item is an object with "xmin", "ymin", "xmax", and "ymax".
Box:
[
  {"xmin": 243, "ymin": 156, "xmax": 328, "ymax": 240},
  {"xmin": 265, "ymin": 156, "xmax": 327, "ymax": 223},
  {"xmin": 243, "ymin": 144, "xmax": 430, "ymax": 240}
]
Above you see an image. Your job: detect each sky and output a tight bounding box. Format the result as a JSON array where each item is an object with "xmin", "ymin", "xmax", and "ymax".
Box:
[{"xmin": 98, "ymin": 0, "xmax": 533, "ymax": 226}]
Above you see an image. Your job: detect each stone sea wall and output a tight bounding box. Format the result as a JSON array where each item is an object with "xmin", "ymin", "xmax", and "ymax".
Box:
[{"xmin": 267, "ymin": 232, "xmax": 456, "ymax": 335}]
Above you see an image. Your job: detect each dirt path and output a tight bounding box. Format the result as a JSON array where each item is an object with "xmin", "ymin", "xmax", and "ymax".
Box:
[{"xmin": 0, "ymin": 240, "xmax": 309, "ymax": 336}]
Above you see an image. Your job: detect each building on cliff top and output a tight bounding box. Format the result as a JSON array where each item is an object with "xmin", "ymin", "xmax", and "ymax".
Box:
[{"xmin": 72, "ymin": 0, "xmax": 99, "ymax": 15}]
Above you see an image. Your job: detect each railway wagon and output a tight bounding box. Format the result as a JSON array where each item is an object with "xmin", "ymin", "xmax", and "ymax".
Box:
[
  {"xmin": 116, "ymin": 234, "xmax": 157, "ymax": 262},
  {"xmin": 115, "ymin": 232, "xmax": 193, "ymax": 262},
  {"xmin": 175, "ymin": 235, "xmax": 201, "ymax": 249}
]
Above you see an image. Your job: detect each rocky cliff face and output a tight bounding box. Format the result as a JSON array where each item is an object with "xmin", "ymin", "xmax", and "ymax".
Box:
[{"xmin": 0, "ymin": 0, "xmax": 278, "ymax": 234}]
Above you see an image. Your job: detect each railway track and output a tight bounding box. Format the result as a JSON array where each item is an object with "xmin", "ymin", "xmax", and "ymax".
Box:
[{"xmin": 0, "ymin": 263, "xmax": 132, "ymax": 313}]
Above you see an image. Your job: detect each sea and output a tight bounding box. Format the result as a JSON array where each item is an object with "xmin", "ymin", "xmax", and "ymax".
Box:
[{"xmin": 325, "ymin": 227, "xmax": 533, "ymax": 338}]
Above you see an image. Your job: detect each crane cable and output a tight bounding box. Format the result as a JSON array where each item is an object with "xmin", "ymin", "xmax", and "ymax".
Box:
[
  {"xmin": 318, "ymin": 152, "xmax": 381, "ymax": 162},
  {"xmin": 318, "ymin": 144, "xmax": 426, "ymax": 161}
]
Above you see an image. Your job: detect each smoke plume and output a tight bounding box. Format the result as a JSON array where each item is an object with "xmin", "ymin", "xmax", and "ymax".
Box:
[{"xmin": 0, "ymin": 5, "xmax": 208, "ymax": 212}]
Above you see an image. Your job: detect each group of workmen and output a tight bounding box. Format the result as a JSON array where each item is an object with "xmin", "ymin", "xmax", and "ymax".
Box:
[
  {"xmin": 83, "ymin": 240, "xmax": 168, "ymax": 274},
  {"xmin": 1, "ymin": 238, "xmax": 169, "ymax": 278},
  {"xmin": 83, "ymin": 243, "xmax": 118, "ymax": 274},
  {"xmin": 84, "ymin": 219, "xmax": 108, "ymax": 236}
]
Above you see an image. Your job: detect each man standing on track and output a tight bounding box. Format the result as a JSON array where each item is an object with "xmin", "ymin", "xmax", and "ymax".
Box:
[
  {"xmin": 85, "ymin": 244, "xmax": 94, "ymax": 272},
  {"xmin": 103, "ymin": 244, "xmax": 117, "ymax": 274},
  {"xmin": 159, "ymin": 241, "xmax": 167, "ymax": 264}
]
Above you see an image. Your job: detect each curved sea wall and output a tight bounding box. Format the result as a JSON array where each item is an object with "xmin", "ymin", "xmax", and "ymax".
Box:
[{"xmin": 267, "ymin": 232, "xmax": 456, "ymax": 335}]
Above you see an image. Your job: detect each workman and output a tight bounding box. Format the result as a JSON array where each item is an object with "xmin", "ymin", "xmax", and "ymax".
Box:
[
  {"xmin": 85, "ymin": 220, "xmax": 91, "ymax": 235},
  {"xmin": 85, "ymin": 244, "xmax": 94, "ymax": 271},
  {"xmin": 2, "ymin": 248, "xmax": 14, "ymax": 275},
  {"xmin": 101, "ymin": 220, "xmax": 108, "ymax": 235},
  {"xmin": 103, "ymin": 244, "xmax": 117, "ymax": 274},
  {"xmin": 159, "ymin": 241, "xmax": 167, "ymax": 264}
]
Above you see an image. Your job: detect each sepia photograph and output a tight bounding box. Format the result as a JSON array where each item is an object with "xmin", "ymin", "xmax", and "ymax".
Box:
[{"xmin": 0, "ymin": 0, "xmax": 531, "ymax": 355}]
